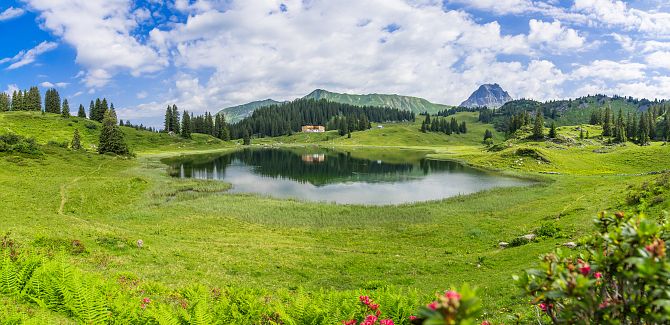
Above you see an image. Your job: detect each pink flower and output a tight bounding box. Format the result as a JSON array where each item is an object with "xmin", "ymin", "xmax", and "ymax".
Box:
[
  {"xmin": 359, "ymin": 296, "xmax": 371, "ymax": 305},
  {"xmin": 481, "ymin": 321, "xmax": 491, "ymax": 325},
  {"xmin": 594, "ymin": 272, "xmax": 602, "ymax": 279},
  {"xmin": 444, "ymin": 290, "xmax": 461, "ymax": 301},
  {"xmin": 142, "ymin": 297, "xmax": 151, "ymax": 304},
  {"xmin": 361, "ymin": 315, "xmax": 378, "ymax": 325},
  {"xmin": 427, "ymin": 301, "xmax": 439, "ymax": 310},
  {"xmin": 369, "ymin": 303, "xmax": 379, "ymax": 310},
  {"xmin": 342, "ymin": 320, "xmax": 357, "ymax": 325},
  {"xmin": 380, "ymin": 320, "xmax": 395, "ymax": 325},
  {"xmin": 539, "ymin": 303, "xmax": 547, "ymax": 312},
  {"xmin": 409, "ymin": 315, "xmax": 417, "ymax": 320},
  {"xmin": 577, "ymin": 260, "xmax": 591, "ymax": 276}
]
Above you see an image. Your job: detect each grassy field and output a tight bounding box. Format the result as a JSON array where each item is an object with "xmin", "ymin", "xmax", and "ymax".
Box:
[{"xmin": 1, "ymin": 111, "xmax": 669, "ymax": 323}]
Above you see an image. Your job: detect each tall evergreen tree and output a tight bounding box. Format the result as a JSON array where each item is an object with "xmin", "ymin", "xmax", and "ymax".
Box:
[
  {"xmin": 532, "ymin": 109, "xmax": 544, "ymax": 140},
  {"xmin": 242, "ymin": 128, "xmax": 251, "ymax": 145},
  {"xmin": 0, "ymin": 93, "xmax": 9, "ymax": 112},
  {"xmin": 181, "ymin": 110, "xmax": 191, "ymax": 139},
  {"xmin": 98, "ymin": 109, "xmax": 129, "ymax": 155},
  {"xmin": 171, "ymin": 105, "xmax": 180, "ymax": 134},
  {"xmin": 26, "ymin": 87, "xmax": 42, "ymax": 111},
  {"xmin": 164, "ymin": 106, "xmax": 173, "ymax": 132},
  {"xmin": 663, "ymin": 113, "xmax": 670, "ymax": 142},
  {"xmin": 61, "ymin": 99, "xmax": 70, "ymax": 118},
  {"xmin": 11, "ymin": 90, "xmax": 24, "ymax": 111},
  {"xmin": 44, "ymin": 88, "xmax": 61, "ymax": 114},
  {"xmin": 483, "ymin": 129, "xmax": 493, "ymax": 141},
  {"xmin": 602, "ymin": 105, "xmax": 612, "ymax": 137},
  {"xmin": 638, "ymin": 112, "xmax": 650, "ymax": 145},
  {"xmin": 88, "ymin": 101, "xmax": 95, "ymax": 120},
  {"xmin": 71, "ymin": 129, "xmax": 81, "ymax": 150},
  {"xmin": 77, "ymin": 104, "xmax": 86, "ymax": 118}
]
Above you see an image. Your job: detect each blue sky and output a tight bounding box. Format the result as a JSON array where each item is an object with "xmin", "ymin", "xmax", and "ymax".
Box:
[{"xmin": 1, "ymin": 0, "xmax": 669, "ymax": 127}]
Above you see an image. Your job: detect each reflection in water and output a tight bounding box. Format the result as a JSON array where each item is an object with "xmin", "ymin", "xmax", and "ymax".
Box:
[{"xmin": 165, "ymin": 148, "xmax": 529, "ymax": 205}]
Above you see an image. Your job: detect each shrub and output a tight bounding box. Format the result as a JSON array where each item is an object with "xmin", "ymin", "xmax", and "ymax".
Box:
[
  {"xmin": 535, "ymin": 222, "xmax": 561, "ymax": 238},
  {"xmin": 0, "ymin": 133, "xmax": 41, "ymax": 155},
  {"xmin": 515, "ymin": 211, "xmax": 670, "ymax": 324}
]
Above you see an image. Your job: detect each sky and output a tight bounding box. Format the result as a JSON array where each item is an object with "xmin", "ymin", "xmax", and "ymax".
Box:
[{"xmin": 1, "ymin": 0, "xmax": 669, "ymax": 127}]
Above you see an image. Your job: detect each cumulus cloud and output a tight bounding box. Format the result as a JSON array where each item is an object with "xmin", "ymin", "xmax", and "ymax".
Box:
[
  {"xmin": 573, "ymin": 0, "xmax": 670, "ymax": 36},
  {"xmin": 571, "ymin": 60, "xmax": 646, "ymax": 81},
  {"xmin": 447, "ymin": 0, "xmax": 533, "ymax": 14},
  {"xmin": 645, "ymin": 51, "xmax": 670, "ymax": 70},
  {"xmin": 39, "ymin": 81, "xmax": 68, "ymax": 88},
  {"xmin": 0, "ymin": 41, "xmax": 57, "ymax": 70},
  {"xmin": 0, "ymin": 6, "xmax": 25, "ymax": 21},
  {"xmin": 24, "ymin": 0, "xmax": 168, "ymax": 87},
  {"xmin": 528, "ymin": 19, "xmax": 586, "ymax": 51}
]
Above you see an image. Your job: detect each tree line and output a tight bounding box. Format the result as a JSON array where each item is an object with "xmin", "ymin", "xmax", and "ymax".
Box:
[
  {"xmin": 420, "ymin": 113, "xmax": 467, "ymax": 135},
  {"xmin": 229, "ymin": 98, "xmax": 414, "ymax": 139},
  {"xmin": 590, "ymin": 104, "xmax": 670, "ymax": 145},
  {"xmin": 163, "ymin": 105, "xmax": 230, "ymax": 140}
]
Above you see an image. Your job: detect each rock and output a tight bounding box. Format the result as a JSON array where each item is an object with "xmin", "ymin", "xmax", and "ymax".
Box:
[
  {"xmin": 460, "ymin": 84, "xmax": 513, "ymax": 108},
  {"xmin": 498, "ymin": 242, "xmax": 509, "ymax": 249},
  {"xmin": 563, "ymin": 242, "xmax": 577, "ymax": 249},
  {"xmin": 521, "ymin": 234, "xmax": 536, "ymax": 241},
  {"xmin": 137, "ymin": 239, "xmax": 144, "ymax": 248}
]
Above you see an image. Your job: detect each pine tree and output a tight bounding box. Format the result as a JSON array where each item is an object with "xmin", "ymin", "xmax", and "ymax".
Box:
[
  {"xmin": 181, "ymin": 110, "xmax": 191, "ymax": 139},
  {"xmin": 548, "ymin": 122, "xmax": 557, "ymax": 138},
  {"xmin": 77, "ymin": 104, "xmax": 86, "ymax": 118},
  {"xmin": 532, "ymin": 109, "xmax": 544, "ymax": 140},
  {"xmin": 0, "ymin": 93, "xmax": 9, "ymax": 112},
  {"xmin": 171, "ymin": 105, "xmax": 180, "ymax": 134},
  {"xmin": 483, "ymin": 129, "xmax": 493, "ymax": 141},
  {"xmin": 89, "ymin": 101, "xmax": 95, "ymax": 120},
  {"xmin": 638, "ymin": 112, "xmax": 650, "ymax": 145},
  {"xmin": 242, "ymin": 128, "xmax": 251, "ymax": 145},
  {"xmin": 98, "ymin": 109, "xmax": 129, "ymax": 155},
  {"xmin": 459, "ymin": 121, "xmax": 467, "ymax": 134},
  {"xmin": 71, "ymin": 129, "xmax": 81, "ymax": 150},
  {"xmin": 101, "ymin": 98, "xmax": 109, "ymax": 119},
  {"xmin": 26, "ymin": 87, "xmax": 42, "ymax": 111},
  {"xmin": 602, "ymin": 105, "xmax": 612, "ymax": 137},
  {"xmin": 164, "ymin": 106, "xmax": 173, "ymax": 132},
  {"xmin": 61, "ymin": 99, "xmax": 70, "ymax": 118},
  {"xmin": 45, "ymin": 88, "xmax": 61, "ymax": 114},
  {"xmin": 11, "ymin": 90, "xmax": 24, "ymax": 111},
  {"xmin": 663, "ymin": 113, "xmax": 670, "ymax": 142},
  {"xmin": 586, "ymin": 130, "xmax": 590, "ymax": 139},
  {"xmin": 579, "ymin": 128, "xmax": 584, "ymax": 140}
]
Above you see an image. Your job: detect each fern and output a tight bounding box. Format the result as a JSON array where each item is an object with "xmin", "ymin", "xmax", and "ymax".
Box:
[{"xmin": 0, "ymin": 255, "xmax": 19, "ymax": 296}]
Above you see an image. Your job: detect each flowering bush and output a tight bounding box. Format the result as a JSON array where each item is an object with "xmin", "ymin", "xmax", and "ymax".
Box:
[
  {"xmin": 515, "ymin": 211, "xmax": 670, "ymax": 324},
  {"xmin": 342, "ymin": 295, "xmax": 396, "ymax": 325},
  {"xmin": 409, "ymin": 285, "xmax": 484, "ymax": 325}
]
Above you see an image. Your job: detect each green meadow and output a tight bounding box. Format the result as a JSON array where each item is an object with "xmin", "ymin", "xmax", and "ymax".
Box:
[{"xmin": 1, "ymin": 111, "xmax": 669, "ymax": 323}]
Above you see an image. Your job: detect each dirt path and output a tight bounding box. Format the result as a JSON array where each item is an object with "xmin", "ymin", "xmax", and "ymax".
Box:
[{"xmin": 58, "ymin": 163, "xmax": 104, "ymax": 215}]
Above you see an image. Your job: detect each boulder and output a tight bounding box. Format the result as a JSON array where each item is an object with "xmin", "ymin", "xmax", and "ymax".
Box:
[{"xmin": 498, "ymin": 242, "xmax": 509, "ymax": 249}]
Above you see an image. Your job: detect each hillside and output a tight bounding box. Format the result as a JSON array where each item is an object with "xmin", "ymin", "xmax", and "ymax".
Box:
[
  {"xmin": 302, "ymin": 89, "xmax": 449, "ymax": 115},
  {"xmin": 0, "ymin": 111, "xmax": 229, "ymax": 153},
  {"xmin": 218, "ymin": 89, "xmax": 450, "ymax": 122},
  {"xmin": 218, "ymin": 99, "xmax": 286, "ymax": 123}
]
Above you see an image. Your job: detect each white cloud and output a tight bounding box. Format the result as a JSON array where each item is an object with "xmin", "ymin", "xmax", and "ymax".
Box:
[
  {"xmin": 645, "ymin": 51, "xmax": 670, "ymax": 70},
  {"xmin": 448, "ymin": 0, "xmax": 533, "ymax": 14},
  {"xmin": 0, "ymin": 7, "xmax": 25, "ymax": 21},
  {"xmin": 571, "ymin": 60, "xmax": 646, "ymax": 81},
  {"xmin": 528, "ymin": 19, "xmax": 586, "ymax": 51},
  {"xmin": 136, "ymin": 91, "xmax": 148, "ymax": 99},
  {"xmin": 39, "ymin": 81, "xmax": 69, "ymax": 88},
  {"xmin": 4, "ymin": 84, "xmax": 19, "ymax": 96},
  {"xmin": 573, "ymin": 0, "xmax": 670, "ymax": 36},
  {"xmin": 0, "ymin": 41, "xmax": 58, "ymax": 70},
  {"xmin": 24, "ymin": 0, "xmax": 168, "ymax": 87}
]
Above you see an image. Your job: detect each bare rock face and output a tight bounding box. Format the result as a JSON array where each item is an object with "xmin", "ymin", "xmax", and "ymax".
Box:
[{"xmin": 460, "ymin": 84, "xmax": 512, "ymax": 108}]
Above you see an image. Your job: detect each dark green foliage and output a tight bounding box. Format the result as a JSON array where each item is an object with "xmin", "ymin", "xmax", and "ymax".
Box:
[
  {"xmin": 61, "ymin": 99, "xmax": 70, "ymax": 118},
  {"xmin": 10, "ymin": 87, "xmax": 41, "ymax": 111},
  {"xmin": 164, "ymin": 106, "xmax": 172, "ymax": 132},
  {"xmin": 601, "ymin": 105, "xmax": 612, "ymax": 137},
  {"xmin": 77, "ymin": 104, "xmax": 86, "ymax": 118},
  {"xmin": 89, "ymin": 98, "xmax": 109, "ymax": 122},
  {"xmin": 664, "ymin": 113, "xmax": 670, "ymax": 141},
  {"xmin": 11, "ymin": 90, "xmax": 23, "ymax": 111},
  {"xmin": 0, "ymin": 133, "xmax": 41, "ymax": 155},
  {"xmin": 71, "ymin": 129, "xmax": 81, "ymax": 150},
  {"xmin": 171, "ymin": 105, "xmax": 180, "ymax": 134},
  {"xmin": 98, "ymin": 110, "xmax": 129, "ymax": 155},
  {"xmin": 548, "ymin": 122, "xmax": 556, "ymax": 138},
  {"xmin": 532, "ymin": 109, "xmax": 544, "ymax": 140},
  {"xmin": 638, "ymin": 111, "xmax": 650, "ymax": 145},
  {"xmin": 230, "ymin": 99, "xmax": 413, "ymax": 139},
  {"xmin": 181, "ymin": 111, "xmax": 191, "ymax": 139},
  {"xmin": 534, "ymin": 222, "xmax": 561, "ymax": 238},
  {"xmin": 483, "ymin": 129, "xmax": 493, "ymax": 142},
  {"xmin": 579, "ymin": 128, "xmax": 584, "ymax": 140},
  {"xmin": 44, "ymin": 88, "xmax": 61, "ymax": 114},
  {"xmin": 214, "ymin": 114, "xmax": 230, "ymax": 140},
  {"xmin": 0, "ymin": 93, "xmax": 9, "ymax": 112},
  {"xmin": 242, "ymin": 129, "xmax": 251, "ymax": 145}
]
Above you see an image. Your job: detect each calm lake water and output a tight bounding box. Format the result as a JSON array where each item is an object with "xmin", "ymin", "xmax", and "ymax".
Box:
[{"xmin": 164, "ymin": 148, "xmax": 529, "ymax": 205}]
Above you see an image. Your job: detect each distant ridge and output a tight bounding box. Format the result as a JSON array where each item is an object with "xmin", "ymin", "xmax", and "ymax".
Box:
[
  {"xmin": 460, "ymin": 84, "xmax": 512, "ymax": 108},
  {"xmin": 218, "ymin": 89, "xmax": 450, "ymax": 123}
]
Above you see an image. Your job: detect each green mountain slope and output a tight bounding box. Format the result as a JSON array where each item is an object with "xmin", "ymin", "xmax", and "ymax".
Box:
[
  {"xmin": 219, "ymin": 99, "xmax": 285, "ymax": 123},
  {"xmin": 218, "ymin": 90, "xmax": 450, "ymax": 123},
  {"xmin": 302, "ymin": 89, "xmax": 449, "ymax": 114}
]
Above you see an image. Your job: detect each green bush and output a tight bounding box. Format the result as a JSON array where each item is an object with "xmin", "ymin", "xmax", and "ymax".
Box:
[
  {"xmin": 0, "ymin": 133, "xmax": 41, "ymax": 155},
  {"xmin": 535, "ymin": 222, "xmax": 561, "ymax": 238}
]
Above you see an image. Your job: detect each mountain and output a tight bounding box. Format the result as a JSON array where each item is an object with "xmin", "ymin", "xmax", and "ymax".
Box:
[
  {"xmin": 302, "ymin": 89, "xmax": 449, "ymax": 115},
  {"xmin": 219, "ymin": 99, "xmax": 286, "ymax": 123},
  {"xmin": 218, "ymin": 89, "xmax": 450, "ymax": 123},
  {"xmin": 460, "ymin": 84, "xmax": 512, "ymax": 108}
]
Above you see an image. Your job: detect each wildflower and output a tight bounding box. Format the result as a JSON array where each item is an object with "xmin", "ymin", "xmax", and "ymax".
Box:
[
  {"xmin": 444, "ymin": 290, "xmax": 461, "ymax": 301},
  {"xmin": 380, "ymin": 320, "xmax": 395, "ymax": 325},
  {"xmin": 594, "ymin": 272, "xmax": 602, "ymax": 279},
  {"xmin": 409, "ymin": 315, "xmax": 417, "ymax": 321},
  {"xmin": 342, "ymin": 320, "xmax": 357, "ymax": 325},
  {"xmin": 481, "ymin": 321, "xmax": 491, "ymax": 325},
  {"xmin": 359, "ymin": 296, "xmax": 371, "ymax": 305},
  {"xmin": 361, "ymin": 315, "xmax": 378, "ymax": 325},
  {"xmin": 539, "ymin": 303, "xmax": 547, "ymax": 312},
  {"xmin": 645, "ymin": 239, "xmax": 666, "ymax": 258},
  {"xmin": 142, "ymin": 297, "xmax": 151, "ymax": 304},
  {"xmin": 427, "ymin": 301, "xmax": 439, "ymax": 310},
  {"xmin": 615, "ymin": 211, "xmax": 625, "ymax": 219},
  {"xmin": 369, "ymin": 303, "xmax": 379, "ymax": 310},
  {"xmin": 577, "ymin": 259, "xmax": 591, "ymax": 275}
]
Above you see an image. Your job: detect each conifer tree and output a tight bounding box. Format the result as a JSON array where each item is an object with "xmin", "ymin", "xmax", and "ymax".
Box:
[
  {"xmin": 181, "ymin": 110, "xmax": 191, "ymax": 139},
  {"xmin": 101, "ymin": 98, "xmax": 109, "ymax": 119},
  {"xmin": 548, "ymin": 121, "xmax": 557, "ymax": 138},
  {"xmin": 171, "ymin": 105, "xmax": 180, "ymax": 134},
  {"xmin": 0, "ymin": 93, "xmax": 9, "ymax": 112},
  {"xmin": 242, "ymin": 128, "xmax": 251, "ymax": 145},
  {"xmin": 61, "ymin": 99, "xmax": 70, "ymax": 118},
  {"xmin": 450, "ymin": 117, "xmax": 459, "ymax": 134},
  {"xmin": 71, "ymin": 129, "xmax": 81, "ymax": 150},
  {"xmin": 663, "ymin": 113, "xmax": 670, "ymax": 142},
  {"xmin": 638, "ymin": 112, "xmax": 650, "ymax": 145},
  {"xmin": 532, "ymin": 109, "xmax": 544, "ymax": 140},
  {"xmin": 26, "ymin": 87, "xmax": 42, "ymax": 111},
  {"xmin": 164, "ymin": 106, "xmax": 173, "ymax": 132},
  {"xmin": 483, "ymin": 129, "xmax": 493, "ymax": 141},
  {"xmin": 98, "ymin": 109, "xmax": 129, "ymax": 155},
  {"xmin": 579, "ymin": 128, "xmax": 584, "ymax": 140},
  {"xmin": 77, "ymin": 104, "xmax": 86, "ymax": 118},
  {"xmin": 89, "ymin": 100, "xmax": 95, "ymax": 120},
  {"xmin": 11, "ymin": 90, "xmax": 24, "ymax": 111},
  {"xmin": 602, "ymin": 105, "xmax": 612, "ymax": 137},
  {"xmin": 45, "ymin": 88, "xmax": 61, "ymax": 114}
]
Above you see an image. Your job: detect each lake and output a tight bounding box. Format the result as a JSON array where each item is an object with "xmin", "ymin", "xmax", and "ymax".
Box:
[{"xmin": 164, "ymin": 148, "xmax": 529, "ymax": 205}]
